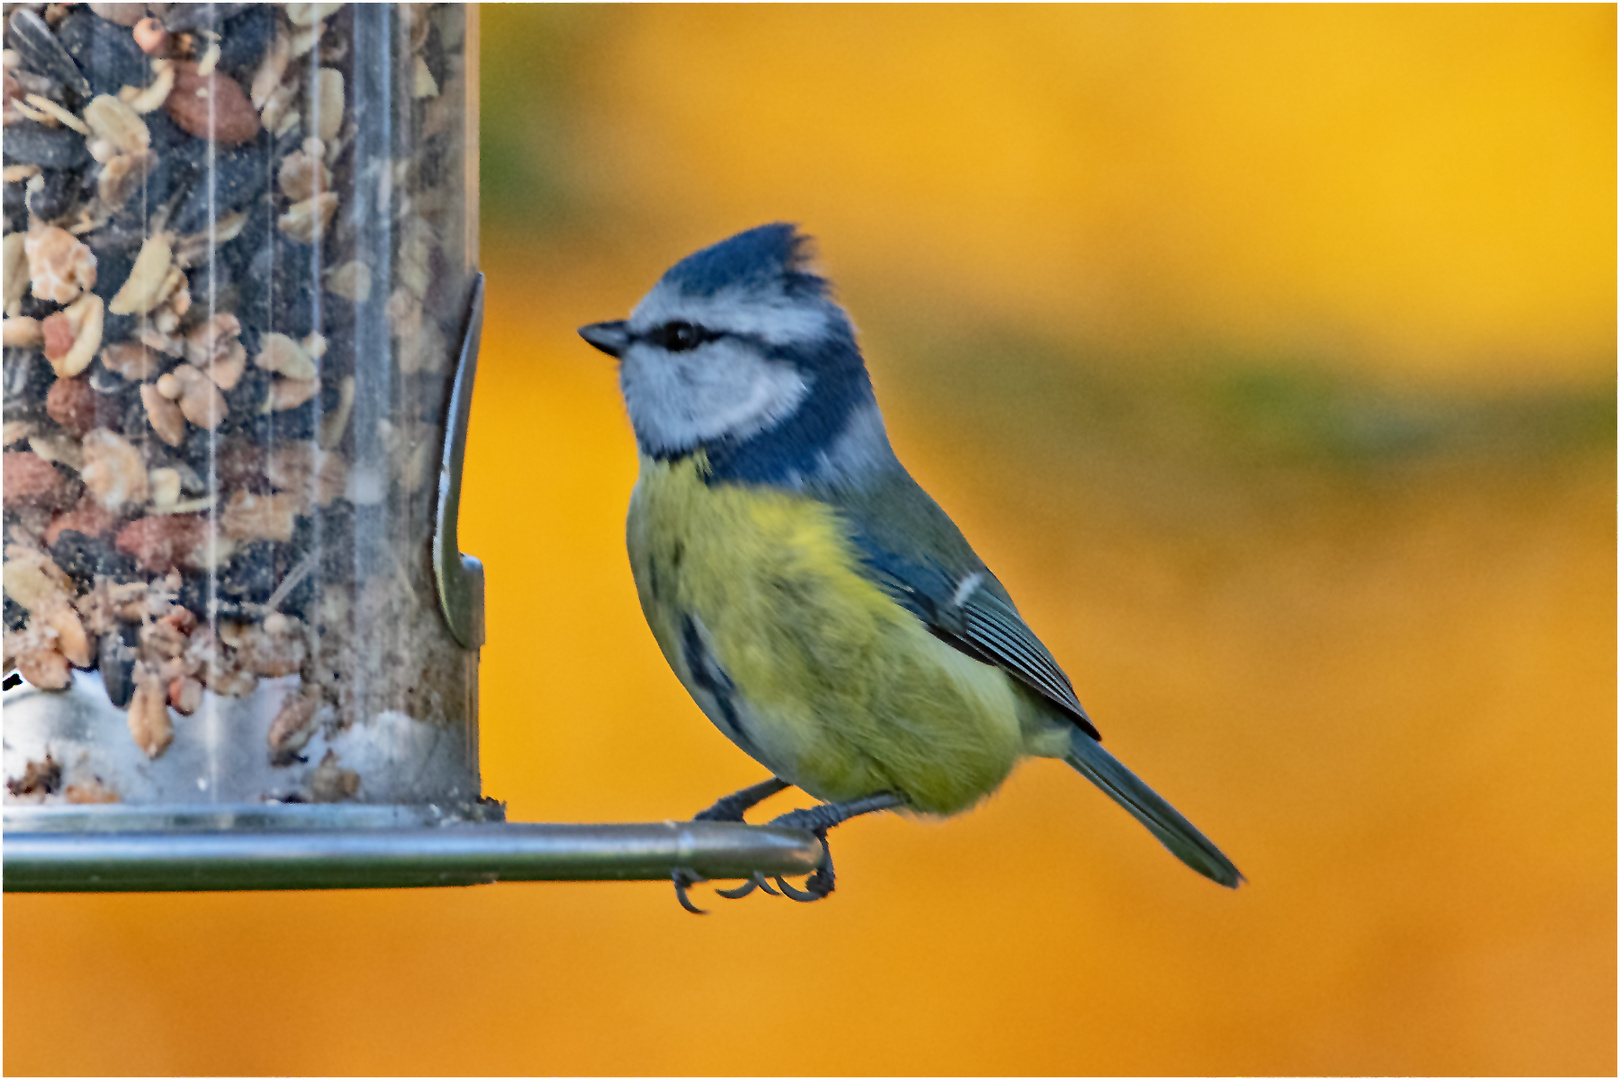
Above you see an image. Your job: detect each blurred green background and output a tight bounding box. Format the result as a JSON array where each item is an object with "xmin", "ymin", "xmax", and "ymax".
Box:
[{"xmin": 7, "ymin": 5, "xmax": 1614, "ymax": 1075}]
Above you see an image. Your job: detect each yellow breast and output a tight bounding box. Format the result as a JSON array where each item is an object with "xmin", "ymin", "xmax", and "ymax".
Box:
[{"xmin": 626, "ymin": 454, "xmax": 1025, "ymax": 815}]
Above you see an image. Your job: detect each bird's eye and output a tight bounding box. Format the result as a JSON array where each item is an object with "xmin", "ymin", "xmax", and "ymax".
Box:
[{"xmin": 655, "ymin": 321, "xmax": 707, "ymax": 352}]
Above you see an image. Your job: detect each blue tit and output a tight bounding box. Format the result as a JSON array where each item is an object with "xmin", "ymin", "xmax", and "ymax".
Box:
[{"xmin": 580, "ymin": 223, "xmax": 1241, "ymax": 909}]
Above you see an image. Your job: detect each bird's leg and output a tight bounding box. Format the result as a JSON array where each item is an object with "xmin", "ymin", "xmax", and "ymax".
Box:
[
  {"xmin": 769, "ymin": 792, "xmax": 905, "ymax": 903},
  {"xmin": 672, "ymin": 777, "xmax": 793, "ymax": 913},
  {"xmin": 692, "ymin": 777, "xmax": 792, "ymax": 822}
]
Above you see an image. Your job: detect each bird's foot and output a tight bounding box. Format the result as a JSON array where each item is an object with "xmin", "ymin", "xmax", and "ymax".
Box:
[
  {"xmin": 671, "ymin": 777, "xmax": 793, "ymax": 913},
  {"xmin": 670, "ymin": 788, "xmax": 903, "ymax": 912},
  {"xmin": 764, "ymin": 792, "xmax": 905, "ymax": 904}
]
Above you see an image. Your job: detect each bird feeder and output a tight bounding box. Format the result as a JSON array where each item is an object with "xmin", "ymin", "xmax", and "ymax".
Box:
[{"xmin": 3, "ymin": 3, "xmax": 818, "ymax": 892}]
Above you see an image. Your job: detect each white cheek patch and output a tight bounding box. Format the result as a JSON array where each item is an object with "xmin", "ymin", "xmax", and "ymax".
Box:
[
  {"xmin": 622, "ymin": 339, "xmax": 811, "ymax": 454},
  {"xmin": 631, "ymin": 283, "xmax": 838, "ymax": 346}
]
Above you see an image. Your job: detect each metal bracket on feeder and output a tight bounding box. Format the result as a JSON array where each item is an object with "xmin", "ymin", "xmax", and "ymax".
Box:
[{"xmin": 433, "ymin": 272, "xmax": 488, "ymax": 650}]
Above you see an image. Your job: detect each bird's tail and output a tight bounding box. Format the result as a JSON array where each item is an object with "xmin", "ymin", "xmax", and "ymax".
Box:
[{"xmin": 1064, "ymin": 729, "xmax": 1243, "ymax": 888}]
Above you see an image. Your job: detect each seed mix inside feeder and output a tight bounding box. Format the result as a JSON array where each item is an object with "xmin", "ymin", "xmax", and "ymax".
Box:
[{"xmin": 4, "ymin": 2, "xmax": 485, "ymax": 822}]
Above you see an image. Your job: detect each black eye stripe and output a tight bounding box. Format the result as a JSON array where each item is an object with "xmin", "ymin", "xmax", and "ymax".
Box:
[{"xmin": 640, "ymin": 321, "xmax": 721, "ymax": 353}]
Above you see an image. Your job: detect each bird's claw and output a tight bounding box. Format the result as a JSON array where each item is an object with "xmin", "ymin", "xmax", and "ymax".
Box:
[
  {"xmin": 714, "ymin": 876, "xmax": 758, "ymax": 900},
  {"xmin": 774, "ymin": 853, "xmax": 835, "ymax": 902},
  {"xmin": 773, "ymin": 872, "xmax": 832, "ymax": 902},
  {"xmin": 675, "ymin": 868, "xmax": 783, "ymax": 910},
  {"xmin": 714, "ymin": 872, "xmax": 779, "ymax": 899},
  {"xmin": 672, "ymin": 867, "xmax": 709, "ymax": 915}
]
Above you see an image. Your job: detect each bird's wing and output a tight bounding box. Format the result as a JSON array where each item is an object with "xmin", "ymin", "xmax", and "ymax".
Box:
[{"xmin": 828, "ymin": 468, "xmax": 1100, "ymax": 740}]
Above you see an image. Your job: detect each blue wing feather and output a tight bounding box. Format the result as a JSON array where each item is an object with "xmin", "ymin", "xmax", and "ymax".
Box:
[{"xmin": 832, "ymin": 468, "xmax": 1101, "ymax": 740}]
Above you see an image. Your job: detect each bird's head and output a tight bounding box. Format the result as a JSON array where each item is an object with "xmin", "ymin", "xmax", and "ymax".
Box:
[{"xmin": 580, "ymin": 224, "xmax": 881, "ymax": 478}]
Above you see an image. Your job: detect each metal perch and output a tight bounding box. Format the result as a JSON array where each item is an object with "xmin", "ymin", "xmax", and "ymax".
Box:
[{"xmin": 4, "ymin": 814, "xmax": 824, "ymax": 892}]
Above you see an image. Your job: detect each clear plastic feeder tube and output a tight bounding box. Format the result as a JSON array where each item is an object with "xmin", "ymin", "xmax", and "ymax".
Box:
[{"xmin": 3, "ymin": 3, "xmax": 488, "ymax": 821}]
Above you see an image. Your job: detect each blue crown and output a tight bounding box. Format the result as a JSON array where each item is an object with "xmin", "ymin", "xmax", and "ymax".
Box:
[{"xmin": 659, "ymin": 223, "xmax": 829, "ymax": 299}]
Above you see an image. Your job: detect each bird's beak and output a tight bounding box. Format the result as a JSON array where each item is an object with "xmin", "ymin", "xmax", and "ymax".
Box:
[{"xmin": 578, "ymin": 320, "xmax": 630, "ymax": 358}]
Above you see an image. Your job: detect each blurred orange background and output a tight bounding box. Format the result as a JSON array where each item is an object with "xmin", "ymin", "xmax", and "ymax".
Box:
[{"xmin": 6, "ymin": 5, "xmax": 1615, "ymax": 1075}]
